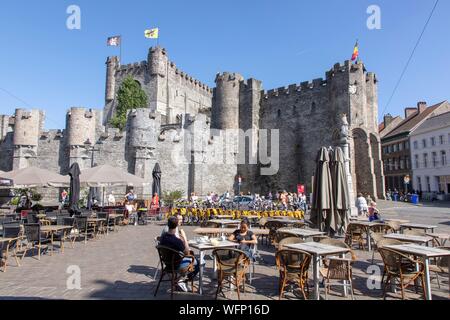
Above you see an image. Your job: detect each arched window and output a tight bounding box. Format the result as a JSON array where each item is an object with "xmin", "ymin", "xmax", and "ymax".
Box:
[
  {"xmin": 277, "ymin": 109, "xmax": 281, "ymax": 118},
  {"xmin": 311, "ymin": 102, "xmax": 316, "ymax": 114}
]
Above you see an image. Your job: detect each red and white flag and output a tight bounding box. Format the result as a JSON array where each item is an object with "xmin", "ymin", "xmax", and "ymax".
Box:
[{"xmin": 107, "ymin": 36, "xmax": 121, "ymax": 47}]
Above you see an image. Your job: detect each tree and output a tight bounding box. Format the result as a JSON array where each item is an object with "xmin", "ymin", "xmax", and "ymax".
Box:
[
  {"xmin": 110, "ymin": 76, "xmax": 148, "ymax": 130},
  {"xmin": 162, "ymin": 190, "xmax": 184, "ymax": 208}
]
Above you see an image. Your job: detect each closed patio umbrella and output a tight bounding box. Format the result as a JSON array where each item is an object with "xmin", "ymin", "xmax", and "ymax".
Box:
[
  {"xmin": 152, "ymin": 163, "xmax": 162, "ymax": 199},
  {"xmin": 310, "ymin": 147, "xmax": 334, "ymax": 233},
  {"xmin": 330, "ymin": 147, "xmax": 350, "ymax": 235},
  {"xmin": 1, "ymin": 166, "xmax": 69, "ymax": 188},
  {"xmin": 68, "ymin": 163, "xmax": 81, "ymax": 214}
]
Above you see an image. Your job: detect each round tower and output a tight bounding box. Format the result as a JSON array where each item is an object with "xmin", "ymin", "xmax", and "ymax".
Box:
[
  {"xmin": 67, "ymin": 107, "xmax": 96, "ymax": 146},
  {"xmin": 12, "ymin": 109, "xmax": 41, "ymax": 169},
  {"xmin": 148, "ymin": 46, "xmax": 168, "ymax": 77},
  {"xmin": 105, "ymin": 56, "xmax": 119, "ymax": 102},
  {"xmin": 128, "ymin": 108, "xmax": 160, "ymax": 149},
  {"xmin": 212, "ymin": 72, "xmax": 244, "ymax": 130}
]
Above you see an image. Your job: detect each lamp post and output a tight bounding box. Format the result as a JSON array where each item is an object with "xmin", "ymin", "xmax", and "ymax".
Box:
[{"xmin": 84, "ymin": 139, "xmax": 101, "ymax": 208}]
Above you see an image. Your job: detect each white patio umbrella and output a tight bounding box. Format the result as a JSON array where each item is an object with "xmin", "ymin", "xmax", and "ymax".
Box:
[
  {"xmin": 1, "ymin": 167, "xmax": 69, "ymax": 188},
  {"xmin": 78, "ymin": 164, "xmax": 148, "ymax": 206},
  {"xmin": 0, "ymin": 170, "xmax": 13, "ymax": 187},
  {"xmin": 79, "ymin": 164, "xmax": 148, "ymax": 187}
]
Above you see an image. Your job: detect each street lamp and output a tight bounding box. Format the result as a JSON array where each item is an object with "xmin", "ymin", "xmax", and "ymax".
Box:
[{"xmin": 84, "ymin": 139, "xmax": 101, "ymax": 209}]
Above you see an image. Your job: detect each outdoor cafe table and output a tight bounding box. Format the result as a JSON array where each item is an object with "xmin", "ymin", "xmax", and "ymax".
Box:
[
  {"xmin": 284, "ymin": 242, "xmax": 351, "ymax": 300},
  {"xmin": 348, "ymin": 221, "xmax": 386, "ymax": 251},
  {"xmin": 384, "ymin": 233, "xmax": 434, "ymax": 245},
  {"xmin": 277, "ymin": 228, "xmax": 326, "ymax": 240},
  {"xmin": 385, "ymin": 243, "xmax": 450, "ymax": 300},
  {"xmin": 266, "ymin": 218, "xmax": 303, "ymax": 226},
  {"xmin": 193, "ymin": 228, "xmax": 270, "ymax": 237},
  {"xmin": 426, "ymin": 233, "xmax": 449, "ymax": 246},
  {"xmin": 400, "ymin": 223, "xmax": 437, "ymax": 233},
  {"xmin": 214, "ymin": 215, "xmax": 234, "ymax": 219},
  {"xmin": 40, "ymin": 225, "xmax": 72, "ymax": 255},
  {"xmin": 188, "ymin": 239, "xmax": 239, "ymax": 295},
  {"xmin": 208, "ymin": 219, "xmax": 239, "ymax": 227},
  {"xmin": 383, "ymin": 218, "xmax": 410, "ymax": 224}
]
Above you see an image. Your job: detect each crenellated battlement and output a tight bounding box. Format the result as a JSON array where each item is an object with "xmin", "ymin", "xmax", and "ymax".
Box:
[
  {"xmin": 262, "ymin": 78, "xmax": 328, "ymax": 99},
  {"xmin": 215, "ymin": 72, "xmax": 244, "ymax": 83},
  {"xmin": 170, "ymin": 61, "xmax": 213, "ymax": 95},
  {"xmin": 117, "ymin": 61, "xmax": 148, "ymax": 74}
]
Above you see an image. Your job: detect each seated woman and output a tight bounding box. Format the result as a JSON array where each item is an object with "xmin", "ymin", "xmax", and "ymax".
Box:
[
  {"xmin": 368, "ymin": 201, "xmax": 381, "ymax": 222},
  {"xmin": 228, "ymin": 218, "xmax": 258, "ymax": 260}
]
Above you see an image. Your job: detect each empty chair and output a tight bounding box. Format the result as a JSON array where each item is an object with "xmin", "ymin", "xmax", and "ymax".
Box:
[
  {"xmin": 23, "ymin": 224, "xmax": 51, "ymax": 260},
  {"xmin": 429, "ymin": 246, "xmax": 450, "ymax": 289},
  {"xmin": 265, "ymin": 221, "xmax": 284, "ymax": 246},
  {"xmin": 213, "ymin": 248, "xmax": 250, "ymax": 300},
  {"xmin": 0, "ymin": 225, "xmax": 22, "ymax": 272},
  {"xmin": 73, "ymin": 217, "xmax": 91, "ymax": 244},
  {"xmin": 277, "ymin": 237, "xmax": 304, "ymax": 250},
  {"xmin": 319, "ymin": 238, "xmax": 356, "ymax": 300},
  {"xmin": 276, "ymin": 249, "xmax": 312, "ymax": 300},
  {"xmin": 378, "ymin": 247, "xmax": 426, "ymax": 300},
  {"xmin": 345, "ymin": 223, "xmax": 366, "ymax": 250}
]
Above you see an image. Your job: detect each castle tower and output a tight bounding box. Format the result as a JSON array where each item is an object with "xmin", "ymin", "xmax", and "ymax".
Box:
[
  {"xmin": 67, "ymin": 107, "xmax": 96, "ymax": 169},
  {"xmin": 12, "ymin": 109, "xmax": 43, "ymax": 169},
  {"xmin": 0, "ymin": 115, "xmax": 10, "ymax": 141},
  {"xmin": 127, "ymin": 108, "xmax": 160, "ymax": 183},
  {"xmin": 212, "ymin": 72, "xmax": 244, "ymax": 130},
  {"xmin": 148, "ymin": 47, "xmax": 169, "ymax": 121},
  {"xmin": 104, "ymin": 56, "xmax": 119, "ymax": 124}
]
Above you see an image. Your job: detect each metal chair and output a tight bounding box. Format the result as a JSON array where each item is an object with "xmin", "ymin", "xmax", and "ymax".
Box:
[
  {"xmin": 154, "ymin": 245, "xmax": 196, "ymax": 299},
  {"xmin": 0, "ymin": 225, "xmax": 22, "ymax": 272},
  {"xmin": 23, "ymin": 224, "xmax": 51, "ymax": 260}
]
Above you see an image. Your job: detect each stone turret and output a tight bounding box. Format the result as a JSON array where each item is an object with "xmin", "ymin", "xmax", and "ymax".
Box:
[
  {"xmin": 212, "ymin": 72, "xmax": 244, "ymax": 130},
  {"xmin": 12, "ymin": 109, "xmax": 43, "ymax": 169},
  {"xmin": 67, "ymin": 107, "xmax": 97, "ymax": 168},
  {"xmin": 148, "ymin": 46, "xmax": 168, "ymax": 77},
  {"xmin": 127, "ymin": 108, "xmax": 160, "ymax": 180},
  {"xmin": 105, "ymin": 56, "xmax": 119, "ymax": 103}
]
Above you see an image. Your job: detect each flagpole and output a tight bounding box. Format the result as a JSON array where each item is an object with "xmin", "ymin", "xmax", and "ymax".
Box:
[{"xmin": 120, "ymin": 35, "xmax": 122, "ymax": 64}]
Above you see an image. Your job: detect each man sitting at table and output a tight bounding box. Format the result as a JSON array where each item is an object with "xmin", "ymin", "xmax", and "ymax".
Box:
[
  {"xmin": 160, "ymin": 216, "xmax": 199, "ymax": 292},
  {"xmin": 228, "ymin": 218, "xmax": 258, "ymax": 260},
  {"xmin": 161, "ymin": 211, "xmax": 182, "ymax": 238}
]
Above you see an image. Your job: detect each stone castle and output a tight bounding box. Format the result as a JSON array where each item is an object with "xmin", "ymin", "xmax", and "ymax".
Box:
[{"xmin": 0, "ymin": 46, "xmax": 385, "ymax": 200}]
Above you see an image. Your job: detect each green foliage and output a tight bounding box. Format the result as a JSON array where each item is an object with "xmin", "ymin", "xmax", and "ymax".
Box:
[
  {"xmin": 109, "ymin": 76, "xmax": 148, "ymax": 131},
  {"xmin": 162, "ymin": 190, "xmax": 184, "ymax": 207}
]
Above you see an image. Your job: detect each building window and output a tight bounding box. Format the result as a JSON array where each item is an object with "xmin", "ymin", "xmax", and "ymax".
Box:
[
  {"xmin": 422, "ymin": 139, "xmax": 427, "ymax": 148},
  {"xmin": 413, "ymin": 141, "xmax": 418, "ymax": 150},
  {"xmin": 394, "ymin": 158, "xmax": 399, "ymax": 170},
  {"xmin": 393, "ymin": 144, "xmax": 398, "ymax": 152},
  {"xmin": 431, "ymin": 137, "xmax": 436, "ymax": 146},
  {"xmin": 423, "ymin": 153, "xmax": 428, "ymax": 168},
  {"xmin": 417, "ymin": 176, "xmax": 422, "ymax": 191},
  {"xmin": 405, "ymin": 141, "xmax": 410, "ymax": 150},
  {"xmin": 415, "ymin": 155, "xmax": 419, "ymax": 169},
  {"xmin": 432, "ymin": 152, "xmax": 438, "ymax": 167},
  {"xmin": 405, "ymin": 156, "xmax": 410, "ymax": 169},
  {"xmin": 399, "ymin": 143, "xmax": 403, "ymax": 151},
  {"xmin": 442, "ymin": 151, "xmax": 447, "ymax": 166},
  {"xmin": 439, "ymin": 135, "xmax": 444, "ymax": 145},
  {"xmin": 426, "ymin": 176, "xmax": 431, "ymax": 192},
  {"xmin": 400, "ymin": 157, "xmax": 405, "ymax": 170}
]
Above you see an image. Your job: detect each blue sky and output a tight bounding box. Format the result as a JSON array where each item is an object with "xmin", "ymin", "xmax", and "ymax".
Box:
[{"xmin": 0, "ymin": 0, "xmax": 447, "ymax": 129}]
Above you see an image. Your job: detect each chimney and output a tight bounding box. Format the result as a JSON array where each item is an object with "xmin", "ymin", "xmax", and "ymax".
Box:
[
  {"xmin": 404, "ymin": 107, "xmax": 418, "ymax": 118},
  {"xmin": 417, "ymin": 101, "xmax": 427, "ymax": 113},
  {"xmin": 384, "ymin": 114, "xmax": 393, "ymax": 127}
]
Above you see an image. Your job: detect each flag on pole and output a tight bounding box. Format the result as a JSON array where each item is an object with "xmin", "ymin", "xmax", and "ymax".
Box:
[
  {"xmin": 107, "ymin": 36, "xmax": 121, "ymax": 46},
  {"xmin": 351, "ymin": 41, "xmax": 359, "ymax": 61},
  {"xmin": 144, "ymin": 28, "xmax": 159, "ymax": 39}
]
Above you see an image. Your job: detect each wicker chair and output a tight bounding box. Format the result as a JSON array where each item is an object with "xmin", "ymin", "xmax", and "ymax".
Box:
[
  {"xmin": 429, "ymin": 246, "xmax": 450, "ymax": 289},
  {"xmin": 23, "ymin": 224, "xmax": 51, "ymax": 260},
  {"xmin": 345, "ymin": 223, "xmax": 366, "ymax": 250},
  {"xmin": 277, "ymin": 237, "xmax": 304, "ymax": 250},
  {"xmin": 318, "ymin": 238, "xmax": 356, "ymax": 300},
  {"xmin": 213, "ymin": 248, "xmax": 250, "ymax": 300},
  {"xmin": 266, "ymin": 221, "xmax": 284, "ymax": 246},
  {"xmin": 0, "ymin": 225, "xmax": 22, "ymax": 272},
  {"xmin": 378, "ymin": 247, "xmax": 426, "ymax": 300},
  {"xmin": 258, "ymin": 218, "xmax": 269, "ymax": 245},
  {"xmin": 369, "ymin": 232, "xmax": 404, "ymax": 264},
  {"xmin": 276, "ymin": 249, "xmax": 311, "ymax": 300},
  {"xmin": 154, "ymin": 245, "xmax": 196, "ymax": 299},
  {"xmin": 370, "ymin": 224, "xmax": 394, "ymax": 235},
  {"xmin": 386, "ymin": 221, "xmax": 401, "ymax": 233}
]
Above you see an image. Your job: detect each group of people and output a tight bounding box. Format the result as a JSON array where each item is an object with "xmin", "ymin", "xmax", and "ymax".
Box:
[
  {"xmin": 159, "ymin": 212, "xmax": 257, "ymax": 292},
  {"xmin": 355, "ymin": 193, "xmax": 380, "ymax": 222}
]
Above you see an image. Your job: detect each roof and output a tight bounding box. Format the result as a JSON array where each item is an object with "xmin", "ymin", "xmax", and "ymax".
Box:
[
  {"xmin": 411, "ymin": 110, "xmax": 450, "ymax": 136},
  {"xmin": 379, "ymin": 116, "xmax": 403, "ymax": 138},
  {"xmin": 382, "ymin": 101, "xmax": 447, "ymax": 140}
]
